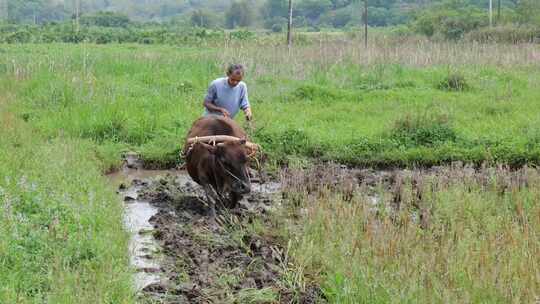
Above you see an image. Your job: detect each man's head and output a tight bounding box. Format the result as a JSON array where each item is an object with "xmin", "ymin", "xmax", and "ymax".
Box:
[{"xmin": 226, "ymin": 64, "xmax": 245, "ymax": 87}]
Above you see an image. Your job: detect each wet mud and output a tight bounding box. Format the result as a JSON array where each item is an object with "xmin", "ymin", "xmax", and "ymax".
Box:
[
  {"xmin": 114, "ymin": 158, "xmax": 530, "ymax": 303},
  {"xmin": 118, "ymin": 168, "xmax": 321, "ymax": 304}
]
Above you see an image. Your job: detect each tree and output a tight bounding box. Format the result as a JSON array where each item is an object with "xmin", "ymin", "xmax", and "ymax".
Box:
[
  {"xmin": 287, "ymin": 0, "xmax": 292, "ymax": 47},
  {"xmin": 320, "ymin": 9, "xmax": 352, "ymax": 27},
  {"xmin": 263, "ymin": 0, "xmax": 288, "ymax": 19},
  {"xmin": 190, "ymin": 9, "xmax": 215, "ymax": 28},
  {"xmin": 366, "ymin": 6, "xmax": 391, "ymax": 26},
  {"xmin": 411, "ymin": 2, "xmax": 487, "ymax": 40},
  {"xmin": 225, "ymin": 1, "xmax": 254, "ymax": 28},
  {"xmin": 297, "ymin": 0, "xmax": 332, "ymax": 21},
  {"xmin": 0, "ymin": 0, "xmax": 8, "ymax": 22},
  {"xmin": 330, "ymin": 0, "xmax": 353, "ymax": 9},
  {"xmin": 80, "ymin": 11, "xmax": 130, "ymax": 27},
  {"xmin": 516, "ymin": 0, "xmax": 540, "ymax": 26}
]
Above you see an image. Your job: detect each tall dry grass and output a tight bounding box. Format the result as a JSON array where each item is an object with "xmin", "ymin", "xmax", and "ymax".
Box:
[
  {"xmin": 218, "ymin": 36, "xmax": 540, "ymax": 82},
  {"xmin": 279, "ymin": 164, "xmax": 540, "ymax": 303}
]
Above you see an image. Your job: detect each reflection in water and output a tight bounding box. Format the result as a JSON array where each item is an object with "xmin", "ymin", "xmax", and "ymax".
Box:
[{"xmin": 108, "ymin": 168, "xmax": 178, "ymax": 291}]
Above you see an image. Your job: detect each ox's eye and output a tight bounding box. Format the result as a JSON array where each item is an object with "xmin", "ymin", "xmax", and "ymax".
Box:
[{"xmin": 218, "ymin": 155, "xmax": 228, "ymax": 164}]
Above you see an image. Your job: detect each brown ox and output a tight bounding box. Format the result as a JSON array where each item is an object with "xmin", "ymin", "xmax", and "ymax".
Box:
[{"xmin": 183, "ymin": 116, "xmax": 256, "ymax": 219}]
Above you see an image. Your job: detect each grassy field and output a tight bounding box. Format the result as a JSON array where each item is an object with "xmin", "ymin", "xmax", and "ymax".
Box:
[
  {"xmin": 280, "ymin": 165, "xmax": 540, "ymax": 303},
  {"xmin": 0, "ymin": 97, "xmax": 133, "ymax": 302},
  {"xmin": 1, "ymin": 39, "xmax": 540, "ymax": 169},
  {"xmin": 0, "ymin": 36, "xmax": 539, "ymax": 302}
]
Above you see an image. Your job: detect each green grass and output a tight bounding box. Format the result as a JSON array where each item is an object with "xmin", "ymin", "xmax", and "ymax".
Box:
[
  {"xmin": 0, "ymin": 92, "xmax": 133, "ymax": 302},
  {"xmin": 2, "ymin": 42, "xmax": 540, "ymax": 168}
]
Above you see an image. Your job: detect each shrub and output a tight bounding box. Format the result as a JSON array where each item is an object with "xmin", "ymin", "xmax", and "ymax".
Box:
[
  {"xmin": 229, "ymin": 30, "xmax": 255, "ymax": 40},
  {"xmin": 271, "ymin": 23, "xmax": 283, "ymax": 33},
  {"xmin": 6, "ymin": 29, "xmax": 32, "ymax": 43},
  {"xmin": 412, "ymin": 5, "xmax": 487, "ymax": 40},
  {"xmin": 291, "ymin": 84, "xmax": 340, "ymax": 101},
  {"xmin": 465, "ymin": 25, "xmax": 540, "ymax": 43},
  {"xmin": 190, "ymin": 9, "xmax": 217, "ymax": 28},
  {"xmin": 389, "ymin": 112, "xmax": 457, "ymax": 147},
  {"xmin": 80, "ymin": 11, "xmax": 131, "ymax": 28},
  {"xmin": 437, "ymin": 72, "xmax": 470, "ymax": 91}
]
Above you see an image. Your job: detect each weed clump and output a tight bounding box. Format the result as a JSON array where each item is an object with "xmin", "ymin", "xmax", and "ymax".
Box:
[
  {"xmin": 254, "ymin": 128, "xmax": 314, "ymax": 165},
  {"xmin": 437, "ymin": 72, "xmax": 470, "ymax": 91},
  {"xmin": 292, "ymin": 84, "xmax": 339, "ymax": 101},
  {"xmin": 389, "ymin": 112, "xmax": 457, "ymax": 147}
]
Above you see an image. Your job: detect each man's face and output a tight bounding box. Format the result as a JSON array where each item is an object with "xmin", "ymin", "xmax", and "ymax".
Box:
[{"xmin": 227, "ymin": 71, "xmax": 243, "ymax": 87}]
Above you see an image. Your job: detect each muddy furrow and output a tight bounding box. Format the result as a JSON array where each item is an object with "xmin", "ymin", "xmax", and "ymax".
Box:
[{"xmin": 119, "ymin": 171, "xmax": 320, "ymax": 303}]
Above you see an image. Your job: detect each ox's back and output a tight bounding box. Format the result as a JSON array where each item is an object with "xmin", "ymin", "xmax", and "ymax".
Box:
[
  {"xmin": 185, "ymin": 116, "xmax": 246, "ymax": 143},
  {"xmin": 183, "ymin": 116, "xmax": 248, "ymax": 187}
]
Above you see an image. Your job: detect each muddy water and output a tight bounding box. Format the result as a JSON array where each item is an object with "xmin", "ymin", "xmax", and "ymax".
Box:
[
  {"xmin": 110, "ymin": 163, "xmax": 395, "ymax": 299},
  {"xmin": 108, "ymin": 162, "xmax": 538, "ymax": 302},
  {"xmin": 110, "ymin": 168, "xmax": 183, "ymax": 291},
  {"xmin": 110, "ymin": 166, "xmax": 287, "ymax": 301}
]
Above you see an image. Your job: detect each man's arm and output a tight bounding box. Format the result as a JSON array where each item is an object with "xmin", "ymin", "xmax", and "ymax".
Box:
[
  {"xmin": 203, "ymin": 100, "xmax": 230, "ymax": 117},
  {"xmin": 240, "ymin": 84, "xmax": 252, "ymax": 121},
  {"xmin": 243, "ymin": 107, "xmax": 252, "ymax": 121},
  {"xmin": 203, "ymin": 82, "xmax": 230, "ymax": 117}
]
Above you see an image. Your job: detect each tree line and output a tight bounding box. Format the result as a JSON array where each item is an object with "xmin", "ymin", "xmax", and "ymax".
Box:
[
  {"xmin": 0, "ymin": 0, "xmax": 538, "ymax": 43},
  {"xmin": 1, "ymin": 0, "xmax": 536, "ymax": 29}
]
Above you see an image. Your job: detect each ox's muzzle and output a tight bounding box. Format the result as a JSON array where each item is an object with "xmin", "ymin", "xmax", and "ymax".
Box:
[
  {"xmin": 231, "ymin": 168, "xmax": 251, "ymax": 195},
  {"xmin": 233, "ymin": 180, "xmax": 251, "ymax": 195}
]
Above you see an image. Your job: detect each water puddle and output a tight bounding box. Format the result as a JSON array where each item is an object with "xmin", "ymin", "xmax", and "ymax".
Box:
[
  {"xmin": 108, "ymin": 164, "xmax": 285, "ymax": 296},
  {"xmin": 109, "ymin": 168, "xmax": 180, "ymax": 292}
]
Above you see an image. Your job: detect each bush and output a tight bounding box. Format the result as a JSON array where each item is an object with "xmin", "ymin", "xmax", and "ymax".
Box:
[
  {"xmin": 291, "ymin": 84, "xmax": 339, "ymax": 101},
  {"xmin": 389, "ymin": 112, "xmax": 457, "ymax": 147},
  {"xmin": 190, "ymin": 9, "xmax": 217, "ymax": 28},
  {"xmin": 412, "ymin": 5, "xmax": 487, "ymax": 40},
  {"xmin": 229, "ymin": 30, "xmax": 255, "ymax": 40},
  {"xmin": 139, "ymin": 37, "xmax": 155, "ymax": 44},
  {"xmin": 5, "ymin": 29, "xmax": 32, "ymax": 43},
  {"xmin": 80, "ymin": 11, "xmax": 131, "ymax": 28},
  {"xmin": 264, "ymin": 16, "xmax": 288, "ymax": 29},
  {"xmin": 465, "ymin": 25, "xmax": 540, "ymax": 43},
  {"xmin": 271, "ymin": 23, "xmax": 283, "ymax": 33},
  {"xmin": 319, "ymin": 9, "xmax": 352, "ymax": 28},
  {"xmin": 437, "ymin": 72, "xmax": 470, "ymax": 91}
]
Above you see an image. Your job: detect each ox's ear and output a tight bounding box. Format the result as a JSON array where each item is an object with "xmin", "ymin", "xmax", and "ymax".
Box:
[{"xmin": 215, "ymin": 143, "xmax": 227, "ymax": 156}]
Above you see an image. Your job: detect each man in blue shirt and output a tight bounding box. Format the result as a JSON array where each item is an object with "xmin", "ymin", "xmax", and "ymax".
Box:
[{"xmin": 203, "ymin": 64, "xmax": 253, "ymax": 121}]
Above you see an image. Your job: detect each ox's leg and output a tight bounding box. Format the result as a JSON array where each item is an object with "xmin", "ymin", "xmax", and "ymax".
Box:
[
  {"xmin": 203, "ymin": 185, "xmax": 218, "ymax": 222},
  {"xmin": 228, "ymin": 192, "xmax": 242, "ymax": 209}
]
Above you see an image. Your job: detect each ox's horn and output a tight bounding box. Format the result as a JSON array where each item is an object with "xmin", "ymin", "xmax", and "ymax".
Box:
[
  {"xmin": 186, "ymin": 135, "xmax": 241, "ymax": 144},
  {"xmin": 216, "ymin": 140, "xmax": 254, "ymax": 148},
  {"xmin": 186, "ymin": 136, "xmax": 260, "ymax": 152}
]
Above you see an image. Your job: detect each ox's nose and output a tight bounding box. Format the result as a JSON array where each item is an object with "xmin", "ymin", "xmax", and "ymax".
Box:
[{"xmin": 234, "ymin": 181, "xmax": 251, "ymax": 195}]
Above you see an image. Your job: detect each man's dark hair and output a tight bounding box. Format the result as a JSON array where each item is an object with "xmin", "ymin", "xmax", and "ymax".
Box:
[{"xmin": 226, "ymin": 64, "xmax": 245, "ymax": 76}]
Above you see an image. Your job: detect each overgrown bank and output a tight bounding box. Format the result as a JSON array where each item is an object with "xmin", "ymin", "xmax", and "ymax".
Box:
[
  {"xmin": 0, "ymin": 97, "xmax": 133, "ymax": 302},
  {"xmin": 2, "ymin": 42, "xmax": 540, "ymax": 169}
]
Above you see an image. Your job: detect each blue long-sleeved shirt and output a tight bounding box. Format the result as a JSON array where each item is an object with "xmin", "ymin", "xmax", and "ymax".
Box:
[{"xmin": 203, "ymin": 77, "xmax": 250, "ymax": 118}]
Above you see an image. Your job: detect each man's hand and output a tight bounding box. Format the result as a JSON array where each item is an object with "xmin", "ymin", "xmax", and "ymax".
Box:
[
  {"xmin": 204, "ymin": 100, "xmax": 230, "ymax": 117},
  {"xmin": 244, "ymin": 107, "xmax": 253, "ymax": 121},
  {"xmin": 221, "ymin": 108, "xmax": 231, "ymax": 117}
]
